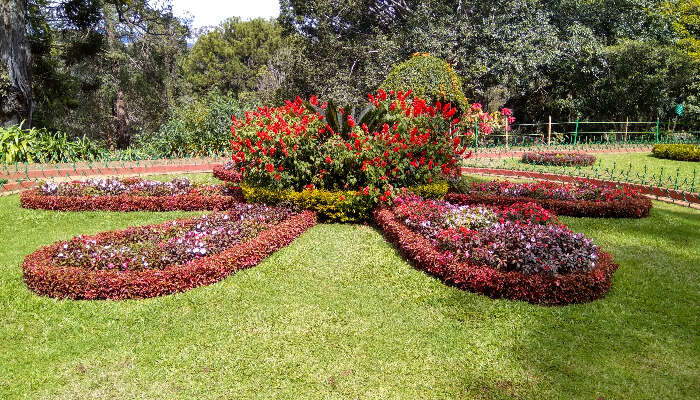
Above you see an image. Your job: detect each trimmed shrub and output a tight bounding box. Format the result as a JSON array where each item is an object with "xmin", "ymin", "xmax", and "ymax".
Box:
[
  {"xmin": 382, "ymin": 53, "xmax": 470, "ymax": 113},
  {"xmin": 521, "ymin": 151, "xmax": 596, "ymax": 166},
  {"xmin": 22, "ymin": 209, "xmax": 316, "ymax": 300},
  {"xmin": 652, "ymin": 143, "xmax": 700, "ymax": 162},
  {"xmin": 240, "ymin": 183, "xmax": 373, "ymax": 222},
  {"xmin": 241, "ymin": 180, "xmax": 449, "ymax": 222},
  {"xmin": 380, "ymin": 54, "xmax": 514, "ymax": 139}
]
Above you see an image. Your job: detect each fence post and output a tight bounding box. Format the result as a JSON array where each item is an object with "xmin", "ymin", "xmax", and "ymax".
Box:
[
  {"xmin": 625, "ymin": 117, "xmax": 629, "ymax": 142},
  {"xmin": 655, "ymin": 119, "xmax": 660, "ymax": 143},
  {"xmin": 505, "ymin": 118, "xmax": 509, "ymax": 148},
  {"xmin": 547, "ymin": 115, "xmax": 552, "ymax": 146},
  {"xmin": 574, "ymin": 119, "xmax": 579, "ymax": 145}
]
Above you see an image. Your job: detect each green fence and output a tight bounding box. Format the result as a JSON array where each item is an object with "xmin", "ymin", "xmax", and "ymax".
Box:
[{"xmin": 474, "ymin": 119, "xmax": 699, "ymax": 149}]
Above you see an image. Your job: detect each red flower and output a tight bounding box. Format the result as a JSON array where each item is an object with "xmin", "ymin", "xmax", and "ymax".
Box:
[
  {"xmin": 325, "ymin": 156, "xmax": 332, "ymax": 164},
  {"xmin": 265, "ymin": 163, "xmax": 275, "ymax": 173},
  {"xmin": 310, "ymin": 95, "xmax": 319, "ymax": 106}
]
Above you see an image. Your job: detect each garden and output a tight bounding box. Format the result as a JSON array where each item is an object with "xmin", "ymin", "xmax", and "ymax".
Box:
[{"xmin": 2, "ymin": 74, "xmax": 699, "ymax": 398}]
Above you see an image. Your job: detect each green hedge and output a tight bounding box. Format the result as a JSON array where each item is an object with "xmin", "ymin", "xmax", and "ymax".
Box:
[
  {"xmin": 241, "ymin": 181, "xmax": 448, "ymax": 222},
  {"xmin": 652, "ymin": 143, "xmax": 700, "ymax": 162}
]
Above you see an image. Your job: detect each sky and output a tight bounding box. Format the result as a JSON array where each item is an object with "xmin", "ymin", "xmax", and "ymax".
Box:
[{"xmin": 171, "ymin": 0, "xmax": 280, "ymax": 29}]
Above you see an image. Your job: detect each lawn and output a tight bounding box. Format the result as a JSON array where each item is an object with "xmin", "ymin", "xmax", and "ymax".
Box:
[
  {"xmin": 0, "ymin": 182, "xmax": 698, "ymax": 399},
  {"xmin": 464, "ymin": 152, "xmax": 699, "ymax": 192}
]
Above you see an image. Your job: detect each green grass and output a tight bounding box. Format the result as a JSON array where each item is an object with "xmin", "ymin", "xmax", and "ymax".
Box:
[
  {"xmin": 1, "ymin": 192, "xmax": 699, "ymax": 399},
  {"xmin": 465, "ymin": 152, "xmax": 699, "ymax": 192}
]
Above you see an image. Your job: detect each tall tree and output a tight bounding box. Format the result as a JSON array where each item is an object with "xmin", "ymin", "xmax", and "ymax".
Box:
[{"xmin": 1, "ymin": 0, "xmax": 33, "ymax": 126}]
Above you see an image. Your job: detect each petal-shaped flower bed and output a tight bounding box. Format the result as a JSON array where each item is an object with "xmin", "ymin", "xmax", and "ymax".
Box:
[
  {"xmin": 22, "ymin": 204, "xmax": 316, "ymax": 299},
  {"xmin": 213, "ymin": 162, "xmax": 243, "ymax": 183},
  {"xmin": 21, "ymin": 177, "xmax": 243, "ymax": 211},
  {"xmin": 521, "ymin": 151, "xmax": 596, "ymax": 166},
  {"xmin": 374, "ymin": 195, "xmax": 618, "ymax": 305},
  {"xmin": 446, "ymin": 180, "xmax": 651, "ymax": 218}
]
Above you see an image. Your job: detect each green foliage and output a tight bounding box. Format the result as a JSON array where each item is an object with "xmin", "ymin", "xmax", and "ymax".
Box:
[
  {"xmin": 0, "ymin": 122, "xmax": 100, "ymax": 163},
  {"xmin": 240, "ymin": 183, "xmax": 373, "ymax": 222},
  {"xmin": 652, "ymin": 143, "xmax": 700, "ymax": 161},
  {"xmin": 406, "ymin": 180, "xmax": 449, "ymax": 199},
  {"xmin": 181, "ymin": 18, "xmax": 283, "ymax": 98},
  {"xmin": 382, "ymin": 53, "xmax": 469, "ymax": 112},
  {"xmin": 133, "ymin": 94, "xmax": 250, "ymax": 157}
]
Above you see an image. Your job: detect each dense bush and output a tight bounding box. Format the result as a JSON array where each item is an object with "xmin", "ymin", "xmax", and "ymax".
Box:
[
  {"xmin": 652, "ymin": 143, "xmax": 700, "ymax": 162},
  {"xmin": 21, "ymin": 177, "xmax": 242, "ymax": 211},
  {"xmin": 447, "ymin": 179, "xmax": 652, "ymax": 218},
  {"xmin": 0, "ymin": 122, "xmax": 100, "ymax": 163},
  {"xmin": 382, "ymin": 53, "xmax": 470, "ymax": 114},
  {"xmin": 134, "ymin": 94, "xmax": 252, "ymax": 157},
  {"xmin": 521, "ymin": 151, "xmax": 596, "ymax": 166},
  {"xmin": 22, "ymin": 208, "xmax": 316, "ymax": 300},
  {"xmin": 230, "ymin": 92, "xmax": 510, "ymax": 203},
  {"xmin": 374, "ymin": 206, "xmax": 618, "ymax": 305},
  {"xmin": 381, "ymin": 54, "xmax": 514, "ymax": 139},
  {"xmin": 230, "ymin": 92, "xmax": 469, "ymax": 196}
]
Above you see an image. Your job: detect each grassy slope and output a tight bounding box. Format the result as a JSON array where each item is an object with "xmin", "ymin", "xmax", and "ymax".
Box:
[
  {"xmin": 0, "ymin": 195, "xmax": 698, "ymax": 399},
  {"xmin": 465, "ymin": 152, "xmax": 698, "ymax": 192}
]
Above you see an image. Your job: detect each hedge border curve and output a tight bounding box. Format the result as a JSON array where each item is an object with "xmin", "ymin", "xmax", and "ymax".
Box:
[
  {"xmin": 374, "ymin": 208, "xmax": 618, "ymax": 305},
  {"xmin": 444, "ymin": 192, "xmax": 652, "ymax": 218},
  {"xmin": 22, "ymin": 210, "xmax": 316, "ymax": 300},
  {"xmin": 20, "ymin": 189, "xmax": 244, "ymax": 212}
]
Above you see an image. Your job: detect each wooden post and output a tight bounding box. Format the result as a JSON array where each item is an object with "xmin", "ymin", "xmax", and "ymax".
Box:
[
  {"xmin": 624, "ymin": 117, "xmax": 629, "ymax": 142},
  {"xmin": 547, "ymin": 115, "xmax": 552, "ymax": 146},
  {"xmin": 505, "ymin": 118, "xmax": 509, "ymax": 148}
]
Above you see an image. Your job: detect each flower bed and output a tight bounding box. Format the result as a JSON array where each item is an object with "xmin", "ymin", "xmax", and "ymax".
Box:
[
  {"xmin": 374, "ymin": 196, "xmax": 618, "ymax": 305},
  {"xmin": 651, "ymin": 143, "xmax": 700, "ymax": 162},
  {"xmin": 22, "ymin": 204, "xmax": 316, "ymax": 300},
  {"xmin": 213, "ymin": 162, "xmax": 243, "ymax": 183},
  {"xmin": 21, "ymin": 177, "xmax": 243, "ymax": 211},
  {"xmin": 521, "ymin": 151, "xmax": 596, "ymax": 166},
  {"xmin": 446, "ymin": 180, "xmax": 651, "ymax": 218}
]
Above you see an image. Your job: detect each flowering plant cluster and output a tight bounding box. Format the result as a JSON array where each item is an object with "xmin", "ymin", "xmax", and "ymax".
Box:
[
  {"xmin": 213, "ymin": 161, "xmax": 243, "ymax": 183},
  {"xmin": 38, "ymin": 177, "xmax": 223, "ymax": 197},
  {"xmin": 229, "ymin": 92, "xmax": 512, "ymax": 206},
  {"xmin": 447, "ymin": 179, "xmax": 652, "ymax": 218},
  {"xmin": 374, "ymin": 198, "xmax": 618, "ymax": 305},
  {"xmin": 22, "ymin": 206, "xmax": 316, "ymax": 300},
  {"xmin": 521, "ymin": 151, "xmax": 596, "ymax": 166},
  {"xmin": 21, "ymin": 177, "xmax": 243, "ymax": 211},
  {"xmin": 392, "ymin": 195, "xmax": 595, "ymax": 276},
  {"xmin": 53, "ymin": 204, "xmax": 293, "ymax": 271}
]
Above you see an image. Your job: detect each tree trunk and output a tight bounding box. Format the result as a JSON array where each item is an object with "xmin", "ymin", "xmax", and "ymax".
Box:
[
  {"xmin": 104, "ymin": 3, "xmax": 129, "ymax": 149},
  {"xmin": 0, "ymin": 0, "xmax": 32, "ymax": 127}
]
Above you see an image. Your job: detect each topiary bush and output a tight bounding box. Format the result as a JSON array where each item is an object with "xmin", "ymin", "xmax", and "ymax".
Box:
[
  {"xmin": 382, "ymin": 53, "xmax": 470, "ymax": 113},
  {"xmin": 380, "ymin": 54, "xmax": 513, "ymax": 141},
  {"xmin": 652, "ymin": 143, "xmax": 700, "ymax": 162}
]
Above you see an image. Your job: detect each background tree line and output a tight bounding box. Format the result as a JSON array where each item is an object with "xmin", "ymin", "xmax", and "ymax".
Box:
[{"xmin": 1, "ymin": 0, "xmax": 698, "ymax": 159}]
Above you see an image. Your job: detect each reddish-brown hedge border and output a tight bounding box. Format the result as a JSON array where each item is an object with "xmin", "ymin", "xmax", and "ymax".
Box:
[
  {"xmin": 374, "ymin": 208, "xmax": 618, "ymax": 305},
  {"xmin": 22, "ymin": 210, "xmax": 316, "ymax": 300},
  {"xmin": 444, "ymin": 192, "xmax": 651, "ymax": 218},
  {"xmin": 213, "ymin": 164, "xmax": 243, "ymax": 183},
  {"xmin": 20, "ymin": 189, "xmax": 244, "ymax": 212},
  {"xmin": 521, "ymin": 151, "xmax": 596, "ymax": 166}
]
